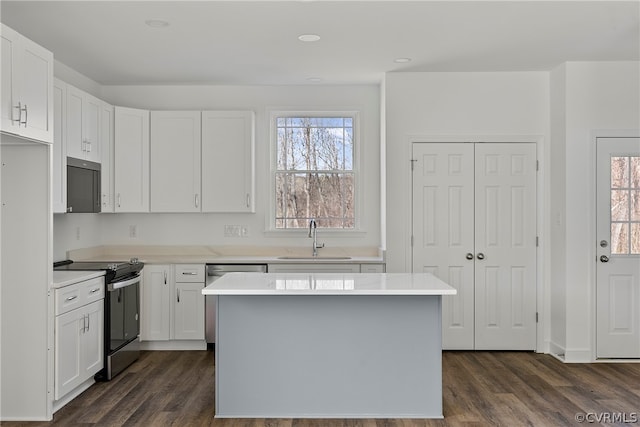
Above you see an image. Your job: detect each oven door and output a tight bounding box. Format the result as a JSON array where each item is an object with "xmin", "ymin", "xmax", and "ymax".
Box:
[{"xmin": 108, "ymin": 274, "xmax": 140, "ymax": 354}]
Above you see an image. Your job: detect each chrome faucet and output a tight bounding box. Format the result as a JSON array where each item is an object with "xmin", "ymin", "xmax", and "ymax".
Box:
[{"xmin": 308, "ymin": 219, "xmax": 325, "ymax": 257}]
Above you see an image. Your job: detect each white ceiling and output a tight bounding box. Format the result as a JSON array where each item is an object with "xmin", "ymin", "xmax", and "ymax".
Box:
[{"xmin": 1, "ymin": 1, "xmax": 638, "ymax": 86}]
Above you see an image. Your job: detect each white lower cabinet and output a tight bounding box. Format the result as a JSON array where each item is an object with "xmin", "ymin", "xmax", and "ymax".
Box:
[
  {"xmin": 141, "ymin": 264, "xmax": 172, "ymax": 341},
  {"xmin": 141, "ymin": 264, "xmax": 204, "ymax": 342},
  {"xmin": 54, "ymin": 277, "xmax": 105, "ymax": 401},
  {"xmin": 174, "ymin": 282, "xmax": 205, "ymax": 340}
]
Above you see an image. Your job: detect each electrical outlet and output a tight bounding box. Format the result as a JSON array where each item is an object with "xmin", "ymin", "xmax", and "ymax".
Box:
[
  {"xmin": 224, "ymin": 225, "xmax": 242, "ymax": 237},
  {"xmin": 129, "ymin": 225, "xmax": 137, "ymax": 238}
]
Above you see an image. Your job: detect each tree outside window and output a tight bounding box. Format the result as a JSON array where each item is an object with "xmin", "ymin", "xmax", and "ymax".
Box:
[{"xmin": 275, "ymin": 116, "xmax": 355, "ymax": 229}]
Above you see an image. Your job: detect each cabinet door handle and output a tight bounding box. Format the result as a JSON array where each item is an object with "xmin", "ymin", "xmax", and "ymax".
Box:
[
  {"xmin": 117, "ymin": 194, "xmax": 121, "ymax": 208},
  {"xmin": 20, "ymin": 104, "xmax": 27, "ymax": 126},
  {"xmin": 177, "ymin": 289, "xmax": 180, "ymax": 303},
  {"xmin": 195, "ymin": 194, "xmax": 199, "ymax": 208},
  {"xmin": 476, "ymin": 253, "xmax": 485, "ymax": 260},
  {"xmin": 66, "ymin": 295, "xmax": 78, "ymax": 301},
  {"xmin": 164, "ymin": 271, "xmax": 167, "ymax": 284},
  {"xmin": 12, "ymin": 102, "xmax": 21, "ymax": 124},
  {"xmin": 86, "ymin": 314, "xmax": 90, "ymax": 332},
  {"xmin": 182, "ymin": 272, "xmax": 197, "ymax": 275},
  {"xmin": 246, "ymin": 193, "xmax": 250, "ymax": 208}
]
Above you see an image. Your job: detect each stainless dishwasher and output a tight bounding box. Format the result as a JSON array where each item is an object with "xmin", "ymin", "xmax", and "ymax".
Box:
[{"xmin": 205, "ymin": 264, "xmax": 267, "ymax": 349}]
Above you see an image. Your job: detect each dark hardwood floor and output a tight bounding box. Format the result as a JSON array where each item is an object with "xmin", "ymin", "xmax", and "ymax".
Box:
[{"xmin": 5, "ymin": 350, "xmax": 640, "ymax": 427}]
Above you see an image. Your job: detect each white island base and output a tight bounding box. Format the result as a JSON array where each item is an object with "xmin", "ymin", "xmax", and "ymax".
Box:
[{"xmin": 204, "ymin": 273, "xmax": 456, "ymax": 419}]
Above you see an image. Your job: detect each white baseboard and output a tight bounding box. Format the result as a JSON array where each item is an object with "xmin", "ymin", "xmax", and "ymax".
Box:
[{"xmin": 140, "ymin": 340, "xmax": 207, "ymax": 351}]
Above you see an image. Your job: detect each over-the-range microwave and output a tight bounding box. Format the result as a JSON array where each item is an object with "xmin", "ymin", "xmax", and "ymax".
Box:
[{"xmin": 66, "ymin": 157, "xmax": 101, "ymax": 213}]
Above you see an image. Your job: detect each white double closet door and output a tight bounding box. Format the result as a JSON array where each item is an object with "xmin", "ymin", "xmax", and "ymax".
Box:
[{"xmin": 412, "ymin": 142, "xmax": 537, "ymax": 350}]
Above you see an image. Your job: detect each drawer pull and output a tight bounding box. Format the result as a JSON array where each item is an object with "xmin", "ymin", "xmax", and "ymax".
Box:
[
  {"xmin": 90, "ymin": 288, "xmax": 101, "ymax": 293},
  {"xmin": 182, "ymin": 272, "xmax": 198, "ymax": 275},
  {"xmin": 66, "ymin": 295, "xmax": 78, "ymax": 301}
]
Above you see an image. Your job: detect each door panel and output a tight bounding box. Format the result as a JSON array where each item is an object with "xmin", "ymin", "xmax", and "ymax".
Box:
[
  {"xmin": 474, "ymin": 143, "xmax": 536, "ymax": 350},
  {"xmin": 596, "ymin": 137, "xmax": 640, "ymax": 358},
  {"xmin": 412, "ymin": 143, "xmax": 475, "ymax": 349}
]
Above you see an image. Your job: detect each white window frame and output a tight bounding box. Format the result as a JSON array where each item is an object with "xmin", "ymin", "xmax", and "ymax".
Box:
[{"xmin": 267, "ymin": 109, "xmax": 362, "ymax": 235}]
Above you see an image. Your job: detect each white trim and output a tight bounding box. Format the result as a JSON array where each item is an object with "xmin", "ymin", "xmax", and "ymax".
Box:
[
  {"xmin": 266, "ymin": 109, "xmax": 363, "ymax": 233},
  {"xmin": 408, "ymin": 134, "xmax": 545, "ymax": 352}
]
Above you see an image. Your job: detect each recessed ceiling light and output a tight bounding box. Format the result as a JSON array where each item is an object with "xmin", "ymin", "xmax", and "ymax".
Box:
[
  {"xmin": 145, "ymin": 19, "xmax": 170, "ymax": 28},
  {"xmin": 307, "ymin": 77, "xmax": 322, "ymax": 83},
  {"xmin": 394, "ymin": 58, "xmax": 412, "ymax": 63},
  {"xmin": 298, "ymin": 34, "xmax": 321, "ymax": 42}
]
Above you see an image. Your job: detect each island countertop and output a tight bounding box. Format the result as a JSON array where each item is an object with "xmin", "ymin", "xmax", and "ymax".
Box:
[{"xmin": 202, "ymin": 272, "xmax": 456, "ymax": 296}]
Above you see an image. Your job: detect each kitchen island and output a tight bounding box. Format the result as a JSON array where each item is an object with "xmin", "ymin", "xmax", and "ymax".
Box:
[{"xmin": 202, "ymin": 272, "xmax": 456, "ymax": 419}]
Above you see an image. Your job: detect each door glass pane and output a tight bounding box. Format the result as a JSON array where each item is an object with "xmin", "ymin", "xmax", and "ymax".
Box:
[
  {"xmin": 611, "ymin": 157, "xmax": 629, "ymax": 188},
  {"xmin": 632, "ymin": 157, "xmax": 640, "ymax": 188},
  {"xmin": 632, "ymin": 223, "xmax": 640, "ymax": 254},
  {"xmin": 632, "ymin": 190, "xmax": 640, "ymax": 221},
  {"xmin": 611, "ymin": 223, "xmax": 629, "ymax": 255},
  {"xmin": 611, "ymin": 190, "xmax": 629, "ymax": 221}
]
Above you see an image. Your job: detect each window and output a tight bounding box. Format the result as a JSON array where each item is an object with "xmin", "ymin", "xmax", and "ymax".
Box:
[
  {"xmin": 610, "ymin": 156, "xmax": 640, "ymax": 254},
  {"xmin": 273, "ymin": 114, "xmax": 357, "ymax": 229}
]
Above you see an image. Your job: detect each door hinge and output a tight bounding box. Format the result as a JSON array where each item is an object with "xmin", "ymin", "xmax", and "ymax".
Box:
[
  {"xmin": 411, "ymin": 159, "xmax": 417, "ymax": 171},
  {"xmin": 536, "ymin": 312, "xmax": 539, "ymax": 323}
]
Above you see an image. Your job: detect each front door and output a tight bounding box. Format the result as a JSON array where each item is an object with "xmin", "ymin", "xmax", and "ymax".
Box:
[{"xmin": 596, "ymin": 137, "xmax": 640, "ymax": 358}]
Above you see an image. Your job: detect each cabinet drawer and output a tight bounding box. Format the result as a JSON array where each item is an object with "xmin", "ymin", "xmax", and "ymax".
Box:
[
  {"xmin": 360, "ymin": 264, "xmax": 385, "ymax": 273},
  {"xmin": 55, "ymin": 283, "xmax": 83, "ymax": 315},
  {"xmin": 55, "ymin": 276, "xmax": 105, "ymax": 315},
  {"xmin": 174, "ymin": 264, "xmax": 204, "ymax": 282},
  {"xmin": 83, "ymin": 278, "xmax": 105, "ymax": 304}
]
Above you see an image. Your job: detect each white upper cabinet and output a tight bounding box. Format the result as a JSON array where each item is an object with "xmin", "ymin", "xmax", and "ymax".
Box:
[
  {"xmin": 66, "ymin": 85, "xmax": 102, "ymax": 163},
  {"xmin": 114, "ymin": 106, "xmax": 149, "ymax": 212},
  {"xmin": 150, "ymin": 111, "xmax": 201, "ymax": 212},
  {"xmin": 201, "ymin": 111, "xmax": 255, "ymax": 213},
  {"xmin": 0, "ymin": 24, "xmax": 53, "ymax": 143},
  {"xmin": 100, "ymin": 102, "xmax": 115, "ymax": 212},
  {"xmin": 52, "ymin": 79, "xmax": 67, "ymax": 213}
]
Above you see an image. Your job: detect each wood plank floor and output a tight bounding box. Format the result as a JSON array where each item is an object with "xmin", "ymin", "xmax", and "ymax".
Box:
[{"xmin": 5, "ymin": 350, "xmax": 640, "ymax": 426}]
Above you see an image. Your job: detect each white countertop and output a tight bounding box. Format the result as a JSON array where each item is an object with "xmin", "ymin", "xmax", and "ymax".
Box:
[
  {"xmin": 202, "ymin": 272, "xmax": 456, "ymax": 296},
  {"xmin": 66, "ymin": 245, "xmax": 384, "ymax": 265},
  {"xmin": 52, "ymin": 270, "xmax": 105, "ymax": 289}
]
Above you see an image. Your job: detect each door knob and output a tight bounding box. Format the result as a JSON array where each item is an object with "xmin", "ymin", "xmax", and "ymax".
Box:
[
  {"xmin": 465, "ymin": 253, "xmax": 474, "ymax": 260},
  {"xmin": 600, "ymin": 255, "xmax": 609, "ymax": 263},
  {"xmin": 477, "ymin": 253, "xmax": 485, "ymax": 260}
]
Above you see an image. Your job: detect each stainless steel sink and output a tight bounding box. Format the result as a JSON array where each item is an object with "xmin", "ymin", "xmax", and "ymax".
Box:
[{"xmin": 277, "ymin": 256, "xmax": 352, "ymax": 260}]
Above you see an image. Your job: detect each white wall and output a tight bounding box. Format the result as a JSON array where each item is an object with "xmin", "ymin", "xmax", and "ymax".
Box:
[
  {"xmin": 553, "ymin": 61, "xmax": 640, "ymax": 362},
  {"xmin": 53, "ymin": 84, "xmax": 381, "ymax": 258},
  {"xmin": 384, "ymin": 72, "xmax": 550, "ymax": 273},
  {"xmin": 549, "ymin": 64, "xmax": 567, "ymax": 356}
]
